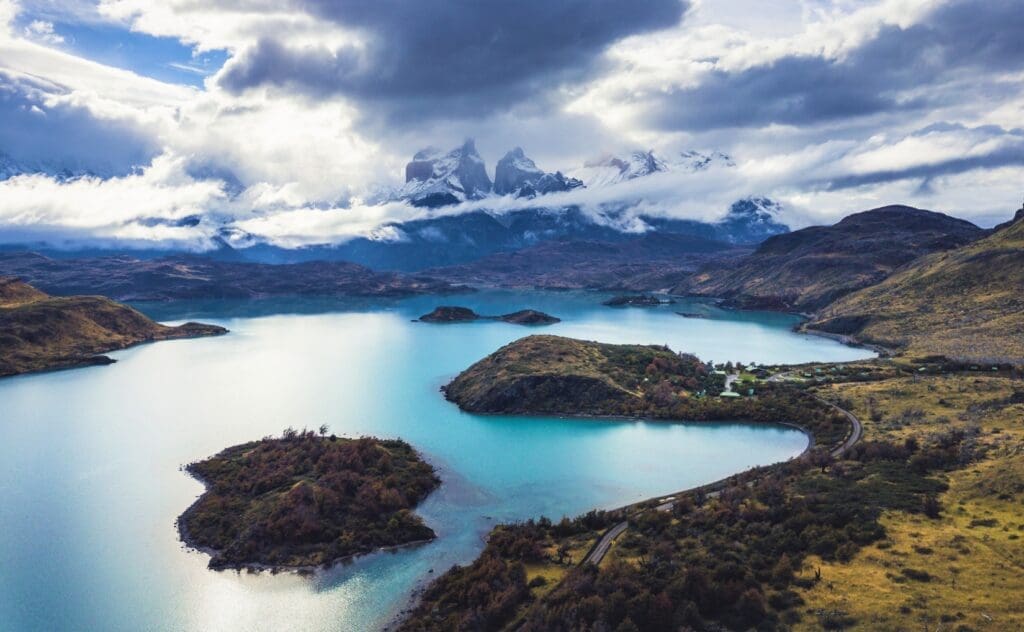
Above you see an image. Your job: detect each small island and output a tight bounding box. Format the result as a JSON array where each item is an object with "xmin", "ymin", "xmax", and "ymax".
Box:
[
  {"xmin": 178, "ymin": 430, "xmax": 440, "ymax": 570},
  {"xmin": 601, "ymin": 294, "xmax": 672, "ymax": 307},
  {"xmin": 418, "ymin": 305, "xmax": 560, "ymax": 325}
]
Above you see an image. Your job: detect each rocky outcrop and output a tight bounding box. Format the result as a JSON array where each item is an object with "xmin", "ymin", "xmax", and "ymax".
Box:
[
  {"xmin": 400, "ymin": 139, "xmax": 492, "ymax": 207},
  {"xmin": 494, "ymin": 148, "xmax": 582, "ymax": 197}
]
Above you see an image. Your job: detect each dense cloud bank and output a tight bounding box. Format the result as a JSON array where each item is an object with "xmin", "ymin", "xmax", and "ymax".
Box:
[{"xmin": 0, "ymin": 0, "xmax": 1022, "ymax": 249}]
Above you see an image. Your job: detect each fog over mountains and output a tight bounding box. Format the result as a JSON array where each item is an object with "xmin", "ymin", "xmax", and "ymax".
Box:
[{"xmin": 1, "ymin": 138, "xmax": 788, "ymax": 270}]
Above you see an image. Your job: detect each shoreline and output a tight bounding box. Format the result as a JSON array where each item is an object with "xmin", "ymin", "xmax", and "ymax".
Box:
[
  {"xmin": 0, "ymin": 325, "xmax": 228, "ymax": 381},
  {"xmin": 176, "ymin": 463, "xmax": 439, "ymax": 575}
]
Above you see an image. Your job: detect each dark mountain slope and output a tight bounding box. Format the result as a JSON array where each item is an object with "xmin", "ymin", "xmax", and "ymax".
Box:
[
  {"xmin": 806, "ymin": 204, "xmax": 1024, "ymax": 361},
  {"xmin": 0, "ymin": 252, "xmax": 462, "ymax": 302},
  {"xmin": 675, "ymin": 205, "xmax": 982, "ymax": 312},
  {"xmin": 426, "ymin": 232, "xmax": 745, "ymax": 290}
]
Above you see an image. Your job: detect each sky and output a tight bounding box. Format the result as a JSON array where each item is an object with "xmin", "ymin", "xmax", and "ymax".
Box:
[{"xmin": 0, "ymin": 0, "xmax": 1022, "ymax": 251}]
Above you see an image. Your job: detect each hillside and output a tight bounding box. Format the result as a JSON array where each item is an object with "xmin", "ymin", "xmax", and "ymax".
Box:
[
  {"xmin": 806, "ymin": 206, "xmax": 1024, "ymax": 361},
  {"xmin": 0, "ymin": 277, "xmax": 226, "ymax": 377},
  {"xmin": 676, "ymin": 206, "xmax": 982, "ymax": 312},
  {"xmin": 0, "ymin": 252, "xmax": 464, "ymax": 302},
  {"xmin": 427, "ymin": 233, "xmax": 744, "ymax": 290},
  {"xmin": 179, "ymin": 431, "xmax": 439, "ymax": 570},
  {"xmin": 404, "ymin": 367, "xmax": 1024, "ymax": 631}
]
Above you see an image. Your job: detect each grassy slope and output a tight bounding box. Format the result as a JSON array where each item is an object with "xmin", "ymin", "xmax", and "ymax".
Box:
[
  {"xmin": 444, "ymin": 335, "xmax": 651, "ymax": 412},
  {"xmin": 807, "ymin": 215, "xmax": 1024, "ymax": 361},
  {"xmin": 180, "ymin": 432, "xmax": 440, "ymax": 569},
  {"xmin": 0, "ymin": 277, "xmax": 226, "ymax": 377},
  {"xmin": 797, "ymin": 375, "xmax": 1024, "ymax": 630}
]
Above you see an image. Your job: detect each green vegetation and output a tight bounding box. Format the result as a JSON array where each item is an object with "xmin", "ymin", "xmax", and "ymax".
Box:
[
  {"xmin": 179, "ymin": 429, "xmax": 440, "ymax": 570},
  {"xmin": 807, "ymin": 208, "xmax": 1024, "ymax": 362},
  {"xmin": 0, "ymin": 277, "xmax": 226, "ymax": 377},
  {"xmin": 444, "ymin": 335, "xmax": 850, "ymax": 446},
  {"xmin": 401, "ymin": 341, "xmax": 1024, "ymax": 631}
]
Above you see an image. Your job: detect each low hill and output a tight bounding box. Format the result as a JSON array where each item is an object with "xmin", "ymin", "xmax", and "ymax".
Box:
[
  {"xmin": 676, "ymin": 206, "xmax": 982, "ymax": 312},
  {"xmin": 0, "ymin": 252, "xmax": 464, "ymax": 302},
  {"xmin": 425, "ymin": 232, "xmax": 745, "ymax": 291},
  {"xmin": 443, "ymin": 335, "xmax": 849, "ymax": 445},
  {"xmin": 0, "ymin": 277, "xmax": 226, "ymax": 377},
  {"xmin": 806, "ymin": 205, "xmax": 1024, "ymax": 361}
]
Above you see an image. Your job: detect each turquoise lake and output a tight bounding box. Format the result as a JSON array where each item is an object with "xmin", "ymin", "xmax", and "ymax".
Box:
[{"xmin": 0, "ymin": 290, "xmax": 874, "ymax": 631}]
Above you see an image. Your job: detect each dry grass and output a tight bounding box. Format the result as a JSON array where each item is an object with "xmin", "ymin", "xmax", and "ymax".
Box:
[{"xmin": 797, "ymin": 375, "xmax": 1024, "ymax": 630}]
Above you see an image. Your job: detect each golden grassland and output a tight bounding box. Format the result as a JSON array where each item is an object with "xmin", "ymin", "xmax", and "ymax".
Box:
[
  {"xmin": 808, "ymin": 218, "xmax": 1024, "ymax": 362},
  {"xmin": 798, "ymin": 375, "xmax": 1024, "ymax": 630}
]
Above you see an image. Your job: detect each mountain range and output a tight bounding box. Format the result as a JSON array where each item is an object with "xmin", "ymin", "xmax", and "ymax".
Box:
[
  {"xmin": 1, "ymin": 140, "xmax": 788, "ymax": 271},
  {"xmin": 805, "ymin": 203, "xmax": 1024, "ymax": 361},
  {"xmin": 676, "ymin": 205, "xmax": 984, "ymax": 311}
]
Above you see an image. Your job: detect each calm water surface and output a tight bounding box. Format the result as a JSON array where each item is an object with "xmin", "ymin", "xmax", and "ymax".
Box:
[{"xmin": 0, "ymin": 291, "xmax": 873, "ymax": 631}]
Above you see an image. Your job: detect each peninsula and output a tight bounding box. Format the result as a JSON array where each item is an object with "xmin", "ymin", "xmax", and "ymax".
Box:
[
  {"xmin": 179, "ymin": 430, "xmax": 440, "ymax": 570},
  {"xmin": 0, "ymin": 276, "xmax": 226, "ymax": 377},
  {"xmin": 403, "ymin": 339, "xmax": 1022, "ymax": 630}
]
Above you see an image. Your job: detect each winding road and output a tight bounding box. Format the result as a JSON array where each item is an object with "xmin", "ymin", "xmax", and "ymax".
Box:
[{"xmin": 582, "ymin": 396, "xmax": 863, "ymax": 567}]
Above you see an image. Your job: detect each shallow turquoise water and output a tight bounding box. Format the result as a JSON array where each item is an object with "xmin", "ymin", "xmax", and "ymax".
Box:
[{"xmin": 0, "ymin": 291, "xmax": 872, "ymax": 631}]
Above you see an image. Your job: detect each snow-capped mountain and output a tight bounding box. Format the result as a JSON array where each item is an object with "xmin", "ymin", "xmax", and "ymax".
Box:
[
  {"xmin": 397, "ymin": 139, "xmax": 493, "ymax": 207},
  {"xmin": 0, "ymin": 151, "xmax": 120, "ymax": 181},
  {"xmin": 493, "ymin": 147, "xmax": 583, "ymax": 197},
  {"xmin": 717, "ymin": 197, "xmax": 789, "ymax": 244},
  {"xmin": 568, "ymin": 149, "xmax": 734, "ymax": 188}
]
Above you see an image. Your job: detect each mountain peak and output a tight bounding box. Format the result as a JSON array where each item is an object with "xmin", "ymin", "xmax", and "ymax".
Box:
[
  {"xmin": 400, "ymin": 140, "xmax": 492, "ymax": 207},
  {"xmin": 571, "ymin": 148, "xmax": 733, "ymax": 187},
  {"xmin": 716, "ymin": 197, "xmax": 789, "ymax": 244},
  {"xmin": 494, "ymin": 147, "xmax": 581, "ymax": 197}
]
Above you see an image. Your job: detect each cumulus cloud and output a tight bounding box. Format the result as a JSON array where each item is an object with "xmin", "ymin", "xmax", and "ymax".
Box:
[{"xmin": 580, "ymin": 0, "xmax": 1024, "ymax": 132}]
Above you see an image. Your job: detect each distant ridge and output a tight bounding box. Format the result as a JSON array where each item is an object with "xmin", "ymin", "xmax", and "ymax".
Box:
[
  {"xmin": 806, "ymin": 202, "xmax": 1024, "ymax": 361},
  {"xmin": 675, "ymin": 205, "xmax": 983, "ymax": 312}
]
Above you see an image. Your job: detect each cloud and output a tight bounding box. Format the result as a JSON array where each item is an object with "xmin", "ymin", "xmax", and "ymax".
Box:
[
  {"xmin": 1, "ymin": 0, "xmax": 1023, "ymax": 254},
  {"xmin": 216, "ymin": 0, "xmax": 688, "ymax": 121},
  {"xmin": 22, "ymin": 19, "xmax": 62, "ymax": 44},
  {"xmin": 0, "ymin": 153, "xmax": 227, "ymax": 249},
  {"xmin": 635, "ymin": 0, "xmax": 1024, "ymax": 131},
  {"xmin": 821, "ymin": 124, "xmax": 1024, "ymax": 190},
  {"xmin": 0, "ymin": 70, "xmax": 158, "ymax": 175}
]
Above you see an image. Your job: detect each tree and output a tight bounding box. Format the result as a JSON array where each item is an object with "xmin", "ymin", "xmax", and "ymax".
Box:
[
  {"xmin": 319, "ymin": 424, "xmax": 329, "ymax": 437},
  {"xmin": 556, "ymin": 541, "xmax": 571, "ymax": 564}
]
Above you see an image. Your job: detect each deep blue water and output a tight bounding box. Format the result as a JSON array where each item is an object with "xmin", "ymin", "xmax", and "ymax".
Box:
[{"xmin": 0, "ymin": 291, "xmax": 873, "ymax": 631}]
